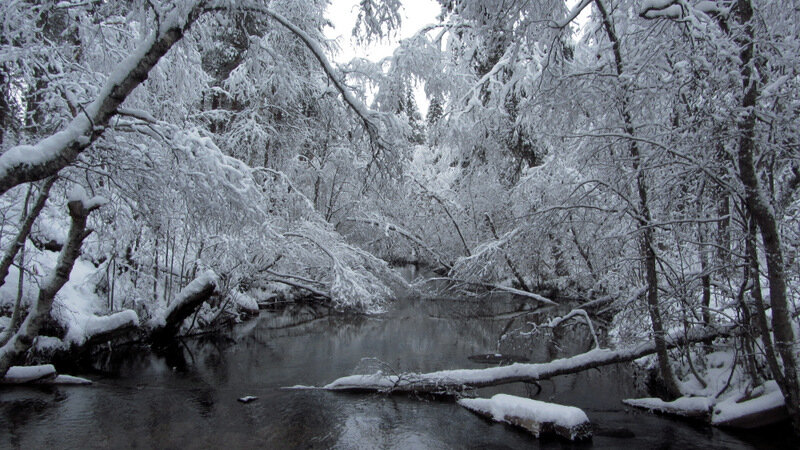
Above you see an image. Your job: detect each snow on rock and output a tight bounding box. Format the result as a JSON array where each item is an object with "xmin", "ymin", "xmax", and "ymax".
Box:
[
  {"xmin": 623, "ymin": 396, "xmax": 713, "ymax": 419},
  {"xmin": 231, "ymin": 291, "xmax": 259, "ymax": 315},
  {"xmin": 1, "ymin": 365, "xmax": 91, "ymax": 385},
  {"xmin": 1, "ymin": 365, "xmax": 57, "ymax": 384},
  {"xmin": 459, "ymin": 394, "xmax": 592, "ymax": 440},
  {"xmin": 712, "ymin": 381, "xmax": 788, "ymax": 428},
  {"xmin": 238, "ymin": 395, "xmax": 258, "ymax": 403}
]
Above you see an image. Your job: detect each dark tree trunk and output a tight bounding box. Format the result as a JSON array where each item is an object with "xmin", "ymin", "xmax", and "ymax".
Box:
[
  {"xmin": 596, "ymin": 0, "xmax": 680, "ymax": 399},
  {"xmin": 734, "ymin": 0, "xmax": 800, "ymax": 433}
]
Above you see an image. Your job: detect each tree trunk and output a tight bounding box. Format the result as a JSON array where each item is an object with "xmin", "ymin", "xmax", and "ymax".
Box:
[
  {"xmin": 734, "ymin": 0, "xmax": 800, "ymax": 433},
  {"xmin": 0, "ymin": 197, "xmax": 100, "ymax": 377},
  {"xmin": 596, "ymin": 0, "xmax": 680, "ymax": 399}
]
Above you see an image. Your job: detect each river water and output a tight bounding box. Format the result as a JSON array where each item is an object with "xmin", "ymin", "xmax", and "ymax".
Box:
[{"xmin": 0, "ymin": 279, "xmax": 789, "ymax": 448}]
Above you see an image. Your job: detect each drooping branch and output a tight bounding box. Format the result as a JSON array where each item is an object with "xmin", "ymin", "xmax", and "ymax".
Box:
[
  {"xmin": 542, "ymin": 308, "xmax": 600, "ymax": 349},
  {"xmin": 256, "ymin": 7, "xmax": 382, "ymax": 140},
  {"xmin": 412, "ymin": 178, "xmax": 471, "ymax": 256},
  {"xmin": 485, "ymin": 213, "xmax": 530, "ymax": 291},
  {"xmin": 344, "ymin": 217, "xmax": 453, "ymax": 270},
  {"xmin": 265, "ymin": 270, "xmax": 331, "ymax": 300},
  {"xmin": 445, "ymin": 278, "xmax": 558, "ymax": 306}
]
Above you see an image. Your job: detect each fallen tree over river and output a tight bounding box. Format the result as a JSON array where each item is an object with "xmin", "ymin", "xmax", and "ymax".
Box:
[{"xmin": 322, "ymin": 325, "xmax": 736, "ymax": 394}]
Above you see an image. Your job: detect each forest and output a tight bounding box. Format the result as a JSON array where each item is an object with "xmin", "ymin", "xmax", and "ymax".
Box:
[{"xmin": 0, "ymin": 0, "xmax": 799, "ymax": 447}]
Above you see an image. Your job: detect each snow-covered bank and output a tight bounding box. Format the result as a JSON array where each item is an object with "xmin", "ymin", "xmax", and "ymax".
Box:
[
  {"xmin": 623, "ymin": 380, "xmax": 789, "ymax": 429},
  {"xmin": 459, "ymin": 394, "xmax": 592, "ymax": 440},
  {"xmin": 713, "ymin": 381, "xmax": 788, "ymax": 428}
]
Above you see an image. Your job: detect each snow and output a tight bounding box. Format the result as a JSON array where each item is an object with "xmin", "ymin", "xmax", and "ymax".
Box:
[
  {"xmin": 712, "ymin": 381, "xmax": 786, "ymax": 425},
  {"xmin": 238, "ymin": 395, "xmax": 258, "ymax": 403},
  {"xmin": 0, "ymin": 121, "xmax": 88, "ymax": 177},
  {"xmin": 459, "ymin": 394, "xmax": 591, "ymax": 439},
  {"xmin": 34, "ymin": 335, "xmax": 69, "ymax": 352},
  {"xmin": 460, "ymin": 394, "xmax": 589, "ymax": 428},
  {"xmin": 623, "ymin": 396, "xmax": 713, "ymax": 417},
  {"xmin": 49, "ymin": 257, "xmax": 140, "ymax": 346},
  {"xmin": 66, "ymin": 184, "xmax": 108, "ymax": 210},
  {"xmin": 42, "ymin": 374, "xmax": 92, "ymax": 385},
  {"xmin": 67, "ymin": 309, "xmax": 139, "ymax": 345},
  {"xmin": 1, "ymin": 365, "xmax": 57, "ymax": 383},
  {"xmin": 325, "ymin": 372, "xmax": 399, "ymax": 390},
  {"xmin": 232, "ymin": 291, "xmax": 259, "ymax": 314}
]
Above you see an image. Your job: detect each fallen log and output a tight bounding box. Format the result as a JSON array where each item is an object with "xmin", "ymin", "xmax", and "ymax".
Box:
[
  {"xmin": 0, "ymin": 364, "xmax": 57, "ymax": 384},
  {"xmin": 149, "ymin": 270, "xmax": 218, "ymax": 344},
  {"xmin": 323, "ymin": 326, "xmax": 734, "ymax": 394},
  {"xmin": 459, "ymin": 394, "xmax": 592, "ymax": 440},
  {"xmin": 623, "ymin": 396, "xmax": 713, "ymax": 419},
  {"xmin": 72, "ymin": 310, "xmax": 140, "ymax": 347}
]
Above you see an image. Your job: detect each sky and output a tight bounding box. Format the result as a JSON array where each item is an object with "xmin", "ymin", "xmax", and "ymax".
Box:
[
  {"xmin": 324, "ymin": 0, "xmax": 442, "ymax": 63},
  {"xmin": 325, "ymin": 0, "xmax": 441, "ymax": 114},
  {"xmin": 323, "ymin": 0, "xmax": 591, "ymax": 115}
]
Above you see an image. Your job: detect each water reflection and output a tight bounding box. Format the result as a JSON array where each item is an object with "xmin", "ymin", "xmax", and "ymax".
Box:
[{"xmin": 0, "ymin": 290, "xmax": 787, "ymax": 449}]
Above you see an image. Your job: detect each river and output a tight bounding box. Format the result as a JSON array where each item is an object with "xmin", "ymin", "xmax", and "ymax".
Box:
[{"xmin": 0, "ymin": 276, "xmax": 790, "ymax": 448}]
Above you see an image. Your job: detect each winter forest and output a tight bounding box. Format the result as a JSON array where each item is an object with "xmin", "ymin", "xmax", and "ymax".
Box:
[{"xmin": 0, "ymin": 0, "xmax": 799, "ymax": 447}]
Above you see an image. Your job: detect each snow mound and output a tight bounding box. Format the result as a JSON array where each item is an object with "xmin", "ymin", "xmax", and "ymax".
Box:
[{"xmin": 712, "ymin": 381, "xmax": 787, "ymax": 428}]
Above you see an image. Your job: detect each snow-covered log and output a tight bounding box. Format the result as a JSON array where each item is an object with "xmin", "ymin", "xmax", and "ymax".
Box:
[
  {"xmin": 0, "ymin": 364, "xmax": 57, "ymax": 384},
  {"xmin": 623, "ymin": 396, "xmax": 713, "ymax": 419},
  {"xmin": 448, "ymin": 279, "xmax": 558, "ymax": 306},
  {"xmin": 624, "ymin": 381, "xmax": 790, "ymax": 429},
  {"xmin": 323, "ymin": 326, "xmax": 733, "ymax": 394},
  {"xmin": 459, "ymin": 394, "xmax": 592, "ymax": 440},
  {"xmin": 73, "ymin": 310, "xmax": 140, "ymax": 347},
  {"xmin": 149, "ymin": 270, "xmax": 218, "ymax": 343}
]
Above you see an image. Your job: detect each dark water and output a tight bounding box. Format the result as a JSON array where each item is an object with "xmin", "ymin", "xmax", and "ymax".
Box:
[{"xmin": 0, "ymin": 283, "xmax": 789, "ymax": 448}]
